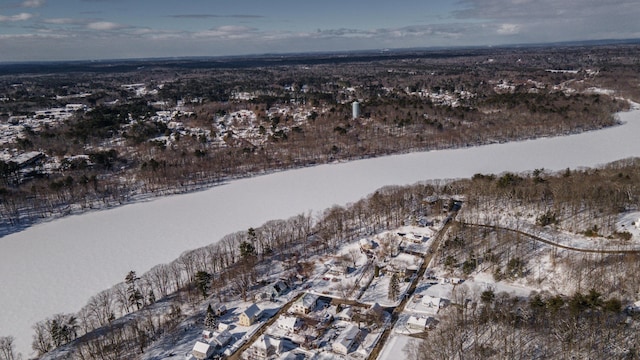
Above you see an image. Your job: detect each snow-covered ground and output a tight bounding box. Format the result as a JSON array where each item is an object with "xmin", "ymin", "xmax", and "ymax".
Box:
[
  {"xmin": 377, "ymin": 334, "xmax": 415, "ymax": 360},
  {"xmin": 2, "ymin": 105, "xmax": 640, "ymax": 356}
]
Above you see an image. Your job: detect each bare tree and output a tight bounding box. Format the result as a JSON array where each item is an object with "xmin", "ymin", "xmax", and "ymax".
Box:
[{"xmin": 0, "ymin": 336, "xmax": 19, "ymax": 360}]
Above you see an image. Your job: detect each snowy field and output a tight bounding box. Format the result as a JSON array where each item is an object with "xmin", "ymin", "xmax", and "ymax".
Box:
[{"xmin": 2, "ymin": 105, "xmax": 640, "ymax": 356}]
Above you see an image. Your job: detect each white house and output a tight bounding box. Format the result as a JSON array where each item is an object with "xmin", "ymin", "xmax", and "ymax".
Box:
[
  {"xmin": 291, "ymin": 293, "xmax": 319, "ymax": 315},
  {"xmin": 192, "ymin": 341, "xmax": 214, "ymax": 360},
  {"xmin": 407, "ymin": 315, "xmax": 427, "ymax": 330},
  {"xmin": 277, "ymin": 315, "xmax": 300, "ymax": 332},
  {"xmin": 407, "ymin": 315, "xmax": 435, "ymax": 331},
  {"xmin": 422, "ymin": 295, "xmax": 448, "ymax": 309},
  {"xmin": 246, "ymin": 335, "xmax": 282, "ymax": 359},
  {"xmin": 238, "ymin": 303, "xmax": 262, "ymax": 327},
  {"xmin": 332, "ymin": 324, "xmax": 362, "ymax": 355}
]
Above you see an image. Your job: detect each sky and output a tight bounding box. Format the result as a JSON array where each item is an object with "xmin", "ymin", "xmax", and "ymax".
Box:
[{"xmin": 0, "ymin": 0, "xmax": 639, "ymax": 62}]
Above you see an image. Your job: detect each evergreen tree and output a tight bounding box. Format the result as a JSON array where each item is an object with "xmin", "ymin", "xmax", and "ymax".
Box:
[
  {"xmin": 204, "ymin": 304, "xmax": 217, "ymax": 329},
  {"xmin": 194, "ymin": 271, "xmax": 212, "ymax": 299},
  {"xmin": 125, "ymin": 270, "xmax": 143, "ymax": 310},
  {"xmin": 239, "ymin": 241, "xmax": 256, "ymax": 259}
]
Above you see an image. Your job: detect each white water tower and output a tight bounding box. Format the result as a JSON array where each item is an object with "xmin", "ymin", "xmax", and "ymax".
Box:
[{"xmin": 352, "ymin": 101, "xmax": 360, "ymax": 119}]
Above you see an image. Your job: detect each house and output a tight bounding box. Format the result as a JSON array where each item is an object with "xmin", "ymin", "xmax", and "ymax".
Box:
[
  {"xmin": 291, "ymin": 293, "xmax": 319, "ymax": 315},
  {"xmin": 367, "ymin": 303, "xmax": 384, "ymax": 317},
  {"xmin": 246, "ymin": 335, "xmax": 282, "ymax": 359},
  {"xmin": 238, "ymin": 303, "xmax": 262, "ymax": 327},
  {"xmin": 209, "ymin": 330, "xmax": 232, "ymax": 348},
  {"xmin": 407, "ymin": 315, "xmax": 435, "ymax": 331},
  {"xmin": 214, "ymin": 304, "xmax": 227, "ymax": 316},
  {"xmin": 332, "ymin": 324, "xmax": 362, "ymax": 355},
  {"xmin": 256, "ymin": 280, "xmax": 289, "ymax": 301},
  {"xmin": 11, "ymin": 151, "xmax": 45, "ymax": 168},
  {"xmin": 364, "ymin": 302, "xmax": 385, "ymax": 325},
  {"xmin": 408, "ymin": 232, "xmax": 425, "ymax": 243},
  {"xmin": 422, "ymin": 296, "xmax": 448, "ymax": 309},
  {"xmin": 335, "ymin": 306, "xmax": 354, "ymax": 321},
  {"xmin": 277, "ymin": 315, "xmax": 300, "ymax": 332},
  {"xmin": 328, "ymin": 263, "xmax": 349, "ymax": 277},
  {"xmin": 192, "ymin": 341, "xmax": 214, "ymax": 360},
  {"xmin": 407, "ymin": 315, "xmax": 427, "ymax": 330}
]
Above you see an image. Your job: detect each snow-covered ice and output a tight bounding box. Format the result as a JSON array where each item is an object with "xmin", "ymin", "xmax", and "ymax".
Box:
[{"xmin": 2, "ymin": 106, "xmax": 640, "ymax": 356}]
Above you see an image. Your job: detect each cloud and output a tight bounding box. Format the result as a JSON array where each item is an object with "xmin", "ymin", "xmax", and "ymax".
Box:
[
  {"xmin": 43, "ymin": 17, "xmax": 88, "ymax": 25},
  {"xmin": 194, "ymin": 25, "xmax": 258, "ymax": 39},
  {"xmin": 497, "ymin": 23, "xmax": 520, "ymax": 35},
  {"xmin": 170, "ymin": 14, "xmax": 263, "ymax": 19},
  {"xmin": 87, "ymin": 21, "xmax": 125, "ymax": 31},
  {"xmin": 0, "ymin": 32, "xmax": 66, "ymax": 39},
  {"xmin": 0, "ymin": 12, "xmax": 32, "ymax": 22},
  {"xmin": 455, "ymin": 0, "xmax": 640, "ymax": 21},
  {"xmin": 21, "ymin": 0, "xmax": 45, "ymax": 8}
]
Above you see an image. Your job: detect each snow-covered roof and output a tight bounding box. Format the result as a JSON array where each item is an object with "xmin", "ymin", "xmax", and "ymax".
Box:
[
  {"xmin": 333, "ymin": 324, "xmax": 361, "ymax": 353},
  {"xmin": 209, "ymin": 330, "xmax": 232, "ymax": 347},
  {"xmin": 253, "ymin": 334, "xmax": 280, "ymax": 350},
  {"xmin": 277, "ymin": 315, "xmax": 299, "ymax": 330},
  {"xmin": 193, "ymin": 341, "xmax": 212, "ymax": 354},
  {"xmin": 242, "ymin": 303, "xmax": 262, "ymax": 319},
  {"xmin": 11, "ymin": 151, "xmax": 44, "ymax": 166},
  {"xmin": 296, "ymin": 292, "xmax": 319, "ymax": 309},
  {"xmin": 336, "ymin": 306, "xmax": 354, "ymax": 320},
  {"xmin": 368, "ymin": 302, "xmax": 383, "ymax": 315},
  {"xmin": 407, "ymin": 316, "xmax": 428, "ymax": 328},
  {"xmin": 422, "ymin": 295, "xmax": 443, "ymax": 307}
]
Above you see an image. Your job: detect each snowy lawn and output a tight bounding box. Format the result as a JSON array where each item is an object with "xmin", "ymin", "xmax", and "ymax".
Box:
[{"xmin": 377, "ymin": 334, "xmax": 415, "ymax": 360}]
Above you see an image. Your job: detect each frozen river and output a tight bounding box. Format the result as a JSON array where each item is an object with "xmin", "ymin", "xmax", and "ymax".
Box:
[{"xmin": 2, "ymin": 105, "xmax": 640, "ymax": 356}]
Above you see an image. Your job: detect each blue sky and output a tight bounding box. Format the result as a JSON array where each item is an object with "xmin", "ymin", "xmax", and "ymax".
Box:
[{"xmin": 0, "ymin": 0, "xmax": 639, "ymax": 62}]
